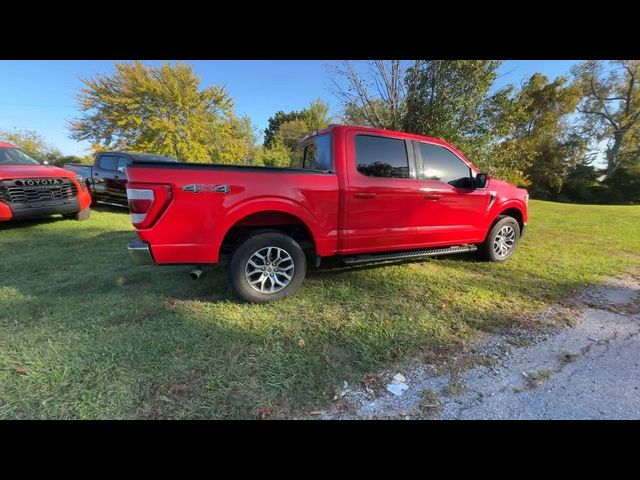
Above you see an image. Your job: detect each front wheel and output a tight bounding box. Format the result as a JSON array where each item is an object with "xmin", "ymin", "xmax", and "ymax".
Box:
[
  {"xmin": 477, "ymin": 215, "xmax": 521, "ymax": 262},
  {"xmin": 229, "ymin": 232, "xmax": 307, "ymax": 303}
]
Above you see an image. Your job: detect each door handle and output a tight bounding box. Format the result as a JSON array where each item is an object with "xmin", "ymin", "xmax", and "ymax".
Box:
[
  {"xmin": 114, "ymin": 175, "xmax": 119, "ymax": 179},
  {"xmin": 423, "ymin": 193, "xmax": 442, "ymax": 200},
  {"xmin": 354, "ymin": 192, "xmax": 376, "ymax": 199}
]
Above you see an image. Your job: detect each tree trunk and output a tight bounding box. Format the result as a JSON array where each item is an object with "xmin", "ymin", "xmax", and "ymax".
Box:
[{"xmin": 605, "ymin": 130, "xmax": 625, "ymax": 181}]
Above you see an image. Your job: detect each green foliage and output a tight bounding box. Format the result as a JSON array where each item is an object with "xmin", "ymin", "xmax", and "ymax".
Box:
[
  {"xmin": 0, "ymin": 129, "xmax": 62, "ymax": 163},
  {"xmin": 274, "ymin": 119, "xmax": 309, "ymax": 152},
  {"xmin": 603, "ymin": 155, "xmax": 640, "ymax": 204},
  {"xmin": 263, "ymin": 110, "xmax": 304, "ymax": 148},
  {"xmin": 301, "ymin": 98, "xmax": 331, "ymax": 131},
  {"xmin": 403, "ymin": 60, "xmax": 502, "ymax": 148},
  {"xmin": 486, "ymin": 73, "xmax": 584, "ymax": 191},
  {"xmin": 252, "ymin": 140, "xmax": 292, "ymax": 167},
  {"xmin": 70, "ymin": 61, "xmax": 254, "ymax": 164},
  {"xmin": 207, "ymin": 114, "xmax": 256, "ymax": 165},
  {"xmin": 260, "ymin": 99, "xmax": 332, "ymax": 168},
  {"xmin": 572, "ymin": 60, "xmax": 640, "ymax": 181},
  {"xmin": 51, "ymin": 154, "xmax": 94, "ymax": 168}
]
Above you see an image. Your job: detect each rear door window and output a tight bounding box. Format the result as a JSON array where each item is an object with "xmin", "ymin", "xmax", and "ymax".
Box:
[
  {"xmin": 302, "ymin": 134, "xmax": 332, "ymax": 171},
  {"xmin": 355, "ymin": 134, "xmax": 410, "ymax": 179}
]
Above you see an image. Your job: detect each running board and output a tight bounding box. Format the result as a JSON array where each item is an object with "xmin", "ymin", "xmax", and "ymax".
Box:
[{"xmin": 342, "ymin": 245, "xmax": 477, "ymax": 265}]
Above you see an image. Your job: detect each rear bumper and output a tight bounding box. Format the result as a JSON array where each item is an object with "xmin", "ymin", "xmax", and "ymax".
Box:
[
  {"xmin": 127, "ymin": 239, "xmax": 155, "ymax": 265},
  {"xmin": 0, "ymin": 198, "xmax": 81, "ymax": 221}
]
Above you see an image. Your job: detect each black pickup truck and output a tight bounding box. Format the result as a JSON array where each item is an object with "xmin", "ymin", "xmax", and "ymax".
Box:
[{"xmin": 65, "ymin": 151, "xmax": 177, "ymax": 207}]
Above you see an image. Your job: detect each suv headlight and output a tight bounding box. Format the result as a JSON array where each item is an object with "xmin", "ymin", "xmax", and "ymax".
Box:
[{"xmin": 75, "ymin": 175, "xmax": 86, "ymax": 190}]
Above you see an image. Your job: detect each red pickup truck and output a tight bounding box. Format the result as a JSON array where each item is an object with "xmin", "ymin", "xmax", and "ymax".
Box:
[
  {"xmin": 1, "ymin": 142, "xmax": 92, "ymax": 222},
  {"xmin": 126, "ymin": 125, "xmax": 528, "ymax": 303}
]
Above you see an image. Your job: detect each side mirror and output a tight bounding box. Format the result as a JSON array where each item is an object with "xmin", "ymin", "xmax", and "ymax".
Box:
[
  {"xmin": 475, "ymin": 173, "xmax": 489, "ymax": 189},
  {"xmin": 117, "ymin": 166, "xmax": 126, "ymax": 174}
]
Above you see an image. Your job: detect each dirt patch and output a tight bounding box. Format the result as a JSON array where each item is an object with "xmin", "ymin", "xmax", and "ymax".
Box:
[{"xmin": 315, "ymin": 271, "xmax": 640, "ymax": 420}]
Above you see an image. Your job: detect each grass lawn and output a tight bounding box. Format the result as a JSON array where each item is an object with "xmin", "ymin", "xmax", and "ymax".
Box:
[{"xmin": 1, "ymin": 200, "xmax": 639, "ymax": 419}]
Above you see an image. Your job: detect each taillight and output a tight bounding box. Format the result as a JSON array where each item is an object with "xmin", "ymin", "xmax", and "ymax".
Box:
[
  {"xmin": 127, "ymin": 183, "xmax": 172, "ymax": 228},
  {"xmin": 128, "ymin": 188, "xmax": 154, "ymax": 224}
]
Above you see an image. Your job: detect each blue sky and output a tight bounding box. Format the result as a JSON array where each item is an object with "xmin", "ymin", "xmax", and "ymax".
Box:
[{"xmin": 0, "ymin": 60, "xmax": 580, "ymax": 156}]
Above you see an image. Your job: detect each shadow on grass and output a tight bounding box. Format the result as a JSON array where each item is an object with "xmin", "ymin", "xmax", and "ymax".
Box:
[
  {"xmin": 90, "ymin": 203, "xmax": 129, "ymax": 214},
  {"xmin": 0, "ymin": 216, "xmax": 65, "ymax": 231}
]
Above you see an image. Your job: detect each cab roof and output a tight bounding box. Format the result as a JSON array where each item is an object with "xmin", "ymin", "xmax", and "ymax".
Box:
[
  {"xmin": 315, "ymin": 124, "xmax": 455, "ymax": 147},
  {"xmin": 0, "ymin": 141, "xmax": 17, "ymax": 149},
  {"xmin": 310, "ymin": 124, "xmax": 472, "ymax": 165}
]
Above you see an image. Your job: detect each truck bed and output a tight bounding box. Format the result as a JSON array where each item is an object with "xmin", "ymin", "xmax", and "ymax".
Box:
[{"xmin": 126, "ymin": 161, "xmax": 340, "ymax": 264}]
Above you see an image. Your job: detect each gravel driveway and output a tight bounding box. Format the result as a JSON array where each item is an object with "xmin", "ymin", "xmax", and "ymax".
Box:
[{"xmin": 318, "ymin": 273, "xmax": 640, "ymax": 420}]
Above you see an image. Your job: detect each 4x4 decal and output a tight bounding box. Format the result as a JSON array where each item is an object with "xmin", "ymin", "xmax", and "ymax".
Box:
[{"xmin": 183, "ymin": 184, "xmax": 230, "ymax": 194}]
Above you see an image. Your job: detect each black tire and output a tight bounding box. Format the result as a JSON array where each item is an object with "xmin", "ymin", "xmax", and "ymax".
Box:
[
  {"xmin": 229, "ymin": 232, "xmax": 307, "ymax": 303},
  {"xmin": 64, "ymin": 208, "xmax": 91, "ymax": 221},
  {"xmin": 477, "ymin": 215, "xmax": 521, "ymax": 262}
]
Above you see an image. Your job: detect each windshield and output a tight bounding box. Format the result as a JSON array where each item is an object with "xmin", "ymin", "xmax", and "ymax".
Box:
[{"xmin": 0, "ymin": 147, "xmax": 41, "ymax": 166}]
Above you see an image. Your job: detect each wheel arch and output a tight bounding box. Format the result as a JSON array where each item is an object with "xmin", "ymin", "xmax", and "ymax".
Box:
[
  {"xmin": 216, "ymin": 198, "xmax": 320, "ymax": 259},
  {"xmin": 496, "ymin": 206, "xmax": 525, "ymax": 232},
  {"xmin": 481, "ymin": 203, "xmax": 526, "ymax": 244}
]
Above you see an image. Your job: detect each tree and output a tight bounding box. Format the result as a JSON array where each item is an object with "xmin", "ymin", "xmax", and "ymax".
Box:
[
  {"xmin": 327, "ymin": 60, "xmax": 507, "ymax": 155},
  {"xmin": 558, "ymin": 160, "xmax": 602, "ymax": 204},
  {"xmin": 259, "ymin": 99, "xmax": 332, "ymax": 168},
  {"xmin": 263, "ymin": 110, "xmax": 303, "ymax": 148},
  {"xmin": 51, "ymin": 154, "xmax": 94, "ymax": 167},
  {"xmin": 0, "ymin": 129, "xmax": 62, "ymax": 163},
  {"xmin": 207, "ymin": 114, "xmax": 256, "ymax": 165},
  {"xmin": 604, "ymin": 155, "xmax": 640, "ymax": 203},
  {"xmin": 70, "ymin": 61, "xmax": 254, "ymax": 163},
  {"xmin": 403, "ymin": 61, "xmax": 503, "ymax": 152},
  {"xmin": 302, "ymin": 98, "xmax": 332, "ymax": 131},
  {"xmin": 274, "ymin": 119, "xmax": 309, "ymax": 152},
  {"xmin": 572, "ymin": 60, "xmax": 640, "ymax": 181},
  {"xmin": 328, "ymin": 60, "xmax": 408, "ymax": 130},
  {"xmin": 487, "ymin": 74, "xmax": 584, "ymax": 193},
  {"xmin": 252, "ymin": 141, "xmax": 291, "ymax": 167}
]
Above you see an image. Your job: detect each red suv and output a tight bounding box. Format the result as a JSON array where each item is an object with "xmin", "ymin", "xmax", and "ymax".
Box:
[{"xmin": 0, "ymin": 142, "xmax": 92, "ymax": 222}]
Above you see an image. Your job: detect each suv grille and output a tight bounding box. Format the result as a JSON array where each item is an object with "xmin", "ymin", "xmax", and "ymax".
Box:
[{"xmin": 0, "ymin": 178, "xmax": 78, "ymax": 204}]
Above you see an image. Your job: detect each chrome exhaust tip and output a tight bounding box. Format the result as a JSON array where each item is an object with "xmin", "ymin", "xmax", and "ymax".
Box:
[{"xmin": 190, "ymin": 266, "xmax": 204, "ymax": 280}]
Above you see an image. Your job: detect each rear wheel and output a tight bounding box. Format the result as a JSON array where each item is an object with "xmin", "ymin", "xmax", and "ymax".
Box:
[
  {"xmin": 477, "ymin": 215, "xmax": 520, "ymax": 262},
  {"xmin": 229, "ymin": 232, "xmax": 307, "ymax": 303},
  {"xmin": 64, "ymin": 208, "xmax": 91, "ymax": 221}
]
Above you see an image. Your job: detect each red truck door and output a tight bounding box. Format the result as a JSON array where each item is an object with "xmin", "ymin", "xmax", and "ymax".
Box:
[
  {"xmin": 343, "ymin": 131, "xmax": 421, "ymax": 254},
  {"xmin": 413, "ymin": 141, "xmax": 490, "ymax": 245}
]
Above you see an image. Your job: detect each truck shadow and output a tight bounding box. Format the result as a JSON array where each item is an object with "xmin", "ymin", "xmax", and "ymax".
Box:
[
  {"xmin": 0, "ymin": 216, "xmax": 65, "ymax": 230},
  {"xmin": 90, "ymin": 203, "xmax": 129, "ymax": 214}
]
